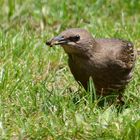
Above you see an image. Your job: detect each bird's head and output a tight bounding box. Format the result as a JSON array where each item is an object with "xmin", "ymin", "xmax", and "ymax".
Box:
[{"xmin": 46, "ymin": 28, "xmax": 95, "ymax": 56}]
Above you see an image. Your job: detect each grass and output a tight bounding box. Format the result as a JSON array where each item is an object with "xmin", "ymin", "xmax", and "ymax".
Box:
[{"xmin": 0, "ymin": 0, "xmax": 140, "ymax": 139}]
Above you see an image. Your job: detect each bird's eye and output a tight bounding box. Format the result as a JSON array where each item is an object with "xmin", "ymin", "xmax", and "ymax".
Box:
[{"xmin": 68, "ymin": 35, "xmax": 80, "ymax": 42}]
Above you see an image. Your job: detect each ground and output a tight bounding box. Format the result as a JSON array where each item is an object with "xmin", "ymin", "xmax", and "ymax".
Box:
[{"xmin": 0, "ymin": 0, "xmax": 140, "ymax": 139}]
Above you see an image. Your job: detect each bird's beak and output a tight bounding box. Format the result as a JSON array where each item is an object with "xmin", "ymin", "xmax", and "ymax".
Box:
[{"xmin": 46, "ymin": 36, "xmax": 68, "ymax": 47}]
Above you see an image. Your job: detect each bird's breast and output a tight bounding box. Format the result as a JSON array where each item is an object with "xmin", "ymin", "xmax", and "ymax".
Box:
[{"xmin": 68, "ymin": 54, "xmax": 133, "ymax": 94}]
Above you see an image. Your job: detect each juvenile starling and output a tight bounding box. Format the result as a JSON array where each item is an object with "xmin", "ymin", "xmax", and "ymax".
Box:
[{"xmin": 46, "ymin": 28, "xmax": 137, "ymax": 95}]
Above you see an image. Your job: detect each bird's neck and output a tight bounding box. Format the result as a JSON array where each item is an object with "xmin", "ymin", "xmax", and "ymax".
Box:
[
  {"xmin": 67, "ymin": 51, "xmax": 91, "ymax": 60},
  {"xmin": 64, "ymin": 39, "xmax": 101, "ymax": 60}
]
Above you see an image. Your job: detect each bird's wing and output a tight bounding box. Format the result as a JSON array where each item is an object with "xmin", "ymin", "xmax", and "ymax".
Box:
[
  {"xmin": 96, "ymin": 39, "xmax": 136, "ymax": 69},
  {"xmin": 117, "ymin": 40, "xmax": 136, "ymax": 69}
]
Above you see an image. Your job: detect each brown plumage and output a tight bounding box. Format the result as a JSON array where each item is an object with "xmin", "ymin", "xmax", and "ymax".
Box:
[{"xmin": 46, "ymin": 28, "xmax": 138, "ymax": 95}]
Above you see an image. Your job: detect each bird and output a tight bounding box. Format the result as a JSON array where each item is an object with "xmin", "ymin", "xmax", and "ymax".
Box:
[{"xmin": 46, "ymin": 28, "xmax": 138, "ymax": 96}]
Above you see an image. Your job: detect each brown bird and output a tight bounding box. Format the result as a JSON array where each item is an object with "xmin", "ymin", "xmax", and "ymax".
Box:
[{"xmin": 46, "ymin": 28, "xmax": 138, "ymax": 96}]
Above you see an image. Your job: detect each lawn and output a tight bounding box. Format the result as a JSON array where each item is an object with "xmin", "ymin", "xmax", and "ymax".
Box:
[{"xmin": 0, "ymin": 0, "xmax": 140, "ymax": 139}]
